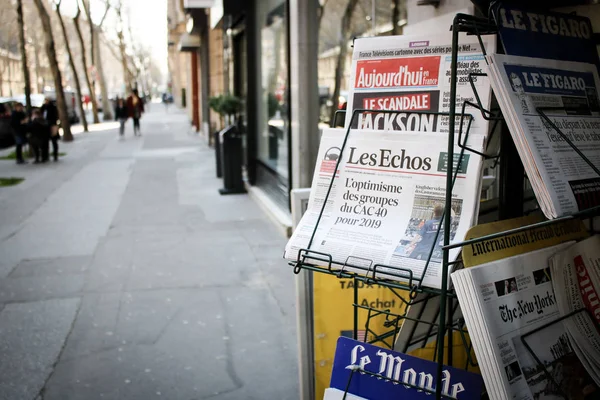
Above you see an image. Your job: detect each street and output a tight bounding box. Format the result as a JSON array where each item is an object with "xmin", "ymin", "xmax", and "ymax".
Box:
[{"xmin": 0, "ymin": 106, "xmax": 298, "ymax": 400}]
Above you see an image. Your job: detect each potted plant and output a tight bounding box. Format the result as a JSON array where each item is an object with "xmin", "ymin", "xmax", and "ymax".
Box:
[{"xmin": 209, "ymin": 94, "xmax": 242, "ymax": 128}]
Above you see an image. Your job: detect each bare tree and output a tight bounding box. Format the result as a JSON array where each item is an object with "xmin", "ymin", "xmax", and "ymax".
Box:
[
  {"xmin": 73, "ymin": 2, "xmax": 99, "ymax": 123},
  {"xmin": 317, "ymin": 0, "xmax": 329, "ymax": 28},
  {"xmin": 82, "ymin": 0, "xmax": 113, "ymax": 120},
  {"xmin": 328, "ymin": 0, "xmax": 359, "ymax": 125},
  {"xmin": 95, "ymin": 7, "xmax": 113, "ymax": 119},
  {"xmin": 32, "ymin": 0, "xmax": 73, "ymax": 141},
  {"xmin": 54, "ymin": 0, "xmax": 88, "ymax": 132},
  {"xmin": 116, "ymin": 1, "xmax": 133, "ymax": 93},
  {"xmin": 16, "ymin": 0, "xmax": 32, "ymax": 114},
  {"xmin": 392, "ymin": 0, "xmax": 402, "ymax": 35}
]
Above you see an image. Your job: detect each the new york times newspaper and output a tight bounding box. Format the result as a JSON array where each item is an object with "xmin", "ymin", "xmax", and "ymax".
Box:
[
  {"xmin": 284, "ymin": 128, "xmax": 484, "ymax": 289},
  {"xmin": 488, "ymin": 54, "xmax": 600, "ymax": 218},
  {"xmin": 453, "ymin": 243, "xmax": 599, "ymax": 400},
  {"xmin": 550, "ymin": 235, "xmax": 600, "ymax": 387},
  {"xmin": 344, "ymin": 33, "xmax": 496, "ymax": 136}
]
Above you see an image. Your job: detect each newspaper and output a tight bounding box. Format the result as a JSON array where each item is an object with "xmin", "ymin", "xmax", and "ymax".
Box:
[
  {"xmin": 330, "ymin": 336, "xmax": 484, "ymax": 399},
  {"xmin": 487, "ymin": 54, "xmax": 600, "ymax": 218},
  {"xmin": 453, "ymin": 243, "xmax": 599, "ymax": 400},
  {"xmin": 549, "ymin": 235, "xmax": 600, "ymax": 386},
  {"xmin": 345, "ymin": 32, "xmax": 496, "ymax": 136},
  {"xmin": 284, "ymin": 128, "xmax": 484, "ymax": 289}
]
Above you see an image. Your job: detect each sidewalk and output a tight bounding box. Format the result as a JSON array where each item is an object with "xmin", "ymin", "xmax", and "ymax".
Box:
[{"xmin": 0, "ymin": 108, "xmax": 298, "ymax": 399}]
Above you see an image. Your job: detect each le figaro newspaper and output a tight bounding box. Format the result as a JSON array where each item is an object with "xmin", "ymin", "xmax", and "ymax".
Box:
[
  {"xmin": 284, "ymin": 128, "xmax": 484, "ymax": 289},
  {"xmin": 488, "ymin": 54, "xmax": 600, "ymax": 218},
  {"xmin": 453, "ymin": 243, "xmax": 599, "ymax": 400},
  {"xmin": 344, "ymin": 32, "xmax": 496, "ymax": 136}
]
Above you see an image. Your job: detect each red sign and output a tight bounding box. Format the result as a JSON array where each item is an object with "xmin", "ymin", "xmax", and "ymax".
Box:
[
  {"xmin": 355, "ymin": 57, "xmax": 440, "ymax": 89},
  {"xmin": 361, "ymin": 92, "xmax": 432, "ymax": 111},
  {"xmin": 574, "ymin": 255, "xmax": 600, "ymax": 323}
]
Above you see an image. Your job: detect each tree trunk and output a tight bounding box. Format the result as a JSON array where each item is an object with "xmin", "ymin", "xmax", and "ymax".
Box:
[
  {"xmin": 328, "ymin": 0, "xmax": 359, "ymax": 126},
  {"xmin": 16, "ymin": 0, "xmax": 32, "ymax": 115},
  {"xmin": 94, "ymin": 29, "xmax": 113, "ymax": 120},
  {"xmin": 33, "ymin": 0, "xmax": 72, "ymax": 141},
  {"xmin": 317, "ymin": 0, "xmax": 329, "ymax": 29},
  {"xmin": 73, "ymin": 7, "xmax": 100, "ymax": 124},
  {"xmin": 55, "ymin": 3, "xmax": 88, "ymax": 132},
  {"xmin": 85, "ymin": 1, "xmax": 95, "ymax": 65},
  {"xmin": 392, "ymin": 0, "xmax": 401, "ymax": 35},
  {"xmin": 32, "ymin": 40, "xmax": 44, "ymax": 92},
  {"xmin": 116, "ymin": 5, "xmax": 132, "ymax": 93},
  {"xmin": 118, "ymin": 29, "xmax": 132, "ymax": 93}
]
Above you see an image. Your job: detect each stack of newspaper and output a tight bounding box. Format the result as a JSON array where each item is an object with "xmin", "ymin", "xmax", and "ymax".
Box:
[
  {"xmin": 284, "ymin": 32, "xmax": 497, "ymax": 290},
  {"xmin": 345, "ymin": 32, "xmax": 495, "ymax": 135},
  {"xmin": 549, "ymin": 235, "xmax": 600, "ymax": 389},
  {"xmin": 453, "ymin": 243, "xmax": 599, "ymax": 400},
  {"xmin": 487, "ymin": 54, "xmax": 600, "ymax": 218},
  {"xmin": 284, "ymin": 128, "xmax": 485, "ymax": 289}
]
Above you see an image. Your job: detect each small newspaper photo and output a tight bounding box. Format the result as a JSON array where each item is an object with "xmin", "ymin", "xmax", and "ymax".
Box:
[
  {"xmin": 487, "ymin": 54, "xmax": 600, "ymax": 218},
  {"xmin": 284, "ymin": 128, "xmax": 485, "ymax": 289},
  {"xmin": 345, "ymin": 32, "xmax": 496, "ymax": 137},
  {"xmin": 452, "ymin": 243, "xmax": 599, "ymax": 400}
]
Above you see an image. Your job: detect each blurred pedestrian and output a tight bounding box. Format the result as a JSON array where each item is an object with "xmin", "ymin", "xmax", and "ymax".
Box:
[
  {"xmin": 28, "ymin": 109, "xmax": 50, "ymax": 164},
  {"xmin": 126, "ymin": 89, "xmax": 144, "ymax": 136},
  {"xmin": 162, "ymin": 92, "xmax": 169, "ymax": 112},
  {"xmin": 41, "ymin": 97, "xmax": 60, "ymax": 161},
  {"xmin": 10, "ymin": 102, "xmax": 28, "ymax": 164},
  {"xmin": 114, "ymin": 97, "xmax": 128, "ymax": 139}
]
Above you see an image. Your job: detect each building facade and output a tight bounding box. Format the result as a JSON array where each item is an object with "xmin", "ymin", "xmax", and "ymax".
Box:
[
  {"xmin": 0, "ymin": 48, "xmax": 23, "ymax": 98},
  {"xmin": 174, "ymin": 0, "xmax": 575, "ymax": 231}
]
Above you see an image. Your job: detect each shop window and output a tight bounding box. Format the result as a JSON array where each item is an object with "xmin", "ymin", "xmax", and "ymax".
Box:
[{"xmin": 259, "ymin": 2, "xmax": 289, "ymax": 180}]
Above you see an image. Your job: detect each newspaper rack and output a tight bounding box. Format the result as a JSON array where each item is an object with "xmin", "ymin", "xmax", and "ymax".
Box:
[{"xmin": 290, "ymin": 11, "xmax": 600, "ymax": 400}]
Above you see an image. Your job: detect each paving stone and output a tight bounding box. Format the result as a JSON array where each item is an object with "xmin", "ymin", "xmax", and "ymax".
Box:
[{"xmin": 0, "ymin": 109, "xmax": 297, "ymax": 400}]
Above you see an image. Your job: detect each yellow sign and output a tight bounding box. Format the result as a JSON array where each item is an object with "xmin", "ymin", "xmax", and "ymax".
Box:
[
  {"xmin": 313, "ymin": 273, "xmax": 410, "ymax": 399},
  {"xmin": 312, "ymin": 275, "xmax": 479, "ymax": 398},
  {"xmin": 462, "ymin": 215, "xmax": 588, "ymax": 267}
]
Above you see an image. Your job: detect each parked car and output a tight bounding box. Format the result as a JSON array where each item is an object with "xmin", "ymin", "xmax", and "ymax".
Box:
[
  {"xmin": 319, "ymin": 89, "xmax": 349, "ymax": 125},
  {"xmin": 42, "ymin": 89, "xmax": 79, "ymax": 124},
  {"xmin": 12, "ymin": 94, "xmax": 45, "ymax": 109}
]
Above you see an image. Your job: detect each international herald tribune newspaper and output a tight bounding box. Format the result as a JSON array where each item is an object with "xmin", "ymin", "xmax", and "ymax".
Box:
[
  {"xmin": 453, "ymin": 243, "xmax": 599, "ymax": 400},
  {"xmin": 344, "ymin": 33, "xmax": 496, "ymax": 137},
  {"xmin": 284, "ymin": 128, "xmax": 484, "ymax": 289}
]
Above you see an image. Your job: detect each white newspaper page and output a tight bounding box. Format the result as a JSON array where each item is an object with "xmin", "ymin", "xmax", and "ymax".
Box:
[
  {"xmin": 488, "ymin": 54, "xmax": 600, "ymax": 218},
  {"xmin": 453, "ymin": 243, "xmax": 600, "ymax": 400},
  {"xmin": 284, "ymin": 128, "xmax": 484, "ymax": 289},
  {"xmin": 345, "ymin": 32, "xmax": 496, "ymax": 137},
  {"xmin": 550, "ymin": 235, "xmax": 600, "ymax": 382}
]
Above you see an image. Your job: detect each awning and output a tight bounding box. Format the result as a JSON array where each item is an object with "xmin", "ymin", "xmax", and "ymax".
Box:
[{"xmin": 178, "ymin": 33, "xmax": 201, "ymax": 52}]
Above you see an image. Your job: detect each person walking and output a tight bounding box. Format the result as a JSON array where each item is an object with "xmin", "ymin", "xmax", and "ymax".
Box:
[
  {"xmin": 126, "ymin": 89, "xmax": 144, "ymax": 136},
  {"xmin": 41, "ymin": 97, "xmax": 60, "ymax": 161},
  {"xmin": 10, "ymin": 103, "xmax": 28, "ymax": 165},
  {"xmin": 114, "ymin": 97, "xmax": 128, "ymax": 139},
  {"xmin": 28, "ymin": 109, "xmax": 50, "ymax": 164},
  {"xmin": 162, "ymin": 92, "xmax": 170, "ymax": 113}
]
